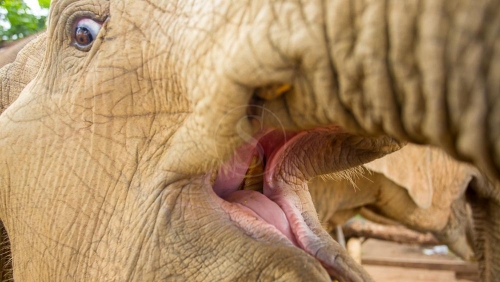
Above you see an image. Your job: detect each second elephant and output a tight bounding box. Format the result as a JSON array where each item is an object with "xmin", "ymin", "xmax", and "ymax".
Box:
[{"xmin": 310, "ymin": 144, "xmax": 498, "ymax": 277}]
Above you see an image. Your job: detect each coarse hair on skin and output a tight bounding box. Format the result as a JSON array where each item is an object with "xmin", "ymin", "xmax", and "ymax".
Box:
[{"xmin": 317, "ymin": 166, "xmax": 370, "ymax": 192}]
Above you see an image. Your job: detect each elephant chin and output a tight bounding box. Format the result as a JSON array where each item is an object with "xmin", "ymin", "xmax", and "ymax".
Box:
[{"xmin": 206, "ymin": 125, "xmax": 400, "ymax": 281}]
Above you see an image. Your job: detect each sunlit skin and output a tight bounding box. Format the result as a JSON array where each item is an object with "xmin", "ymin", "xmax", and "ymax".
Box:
[{"xmin": 0, "ymin": 1, "xmax": 499, "ymax": 281}]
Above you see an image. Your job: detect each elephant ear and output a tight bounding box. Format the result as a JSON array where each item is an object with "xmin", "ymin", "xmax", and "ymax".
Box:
[
  {"xmin": 364, "ymin": 144, "xmax": 435, "ymax": 209},
  {"xmin": 0, "ymin": 32, "xmax": 46, "ymax": 114}
]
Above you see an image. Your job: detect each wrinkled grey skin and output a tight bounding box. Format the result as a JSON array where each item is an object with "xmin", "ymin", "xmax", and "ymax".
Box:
[{"xmin": 0, "ymin": 0, "xmax": 499, "ymax": 281}]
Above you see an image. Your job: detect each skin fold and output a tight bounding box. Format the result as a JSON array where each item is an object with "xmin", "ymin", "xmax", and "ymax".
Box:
[{"xmin": 0, "ymin": 1, "xmax": 498, "ymax": 281}]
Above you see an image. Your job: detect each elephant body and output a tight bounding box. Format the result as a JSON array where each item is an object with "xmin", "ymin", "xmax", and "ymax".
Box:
[
  {"xmin": 310, "ymin": 144, "xmax": 500, "ymax": 278},
  {"xmin": 310, "ymin": 144, "xmax": 475, "ymax": 261},
  {"xmin": 0, "ymin": 1, "xmax": 499, "ymax": 281}
]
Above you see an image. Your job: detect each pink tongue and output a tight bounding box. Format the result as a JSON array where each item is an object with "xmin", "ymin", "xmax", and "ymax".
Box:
[{"xmin": 225, "ymin": 190, "xmax": 298, "ymax": 246}]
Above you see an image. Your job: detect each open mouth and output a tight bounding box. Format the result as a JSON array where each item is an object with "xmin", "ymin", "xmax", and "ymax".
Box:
[
  {"xmin": 200, "ymin": 86, "xmax": 402, "ymax": 280},
  {"xmin": 212, "ymin": 129, "xmax": 305, "ymax": 246},
  {"xmin": 208, "ymin": 124, "xmax": 365, "ymax": 279}
]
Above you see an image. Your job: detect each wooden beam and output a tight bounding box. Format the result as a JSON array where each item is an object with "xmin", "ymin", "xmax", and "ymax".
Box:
[{"xmin": 362, "ymin": 257, "xmax": 478, "ymax": 275}]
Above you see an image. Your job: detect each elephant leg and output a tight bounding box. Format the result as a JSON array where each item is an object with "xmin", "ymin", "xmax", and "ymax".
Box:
[
  {"xmin": 0, "ymin": 222, "xmax": 12, "ymax": 282},
  {"xmin": 467, "ymin": 180, "xmax": 500, "ymax": 282}
]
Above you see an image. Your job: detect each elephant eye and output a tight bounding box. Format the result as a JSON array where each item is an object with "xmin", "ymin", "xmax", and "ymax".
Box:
[{"xmin": 73, "ymin": 18, "xmax": 102, "ymax": 50}]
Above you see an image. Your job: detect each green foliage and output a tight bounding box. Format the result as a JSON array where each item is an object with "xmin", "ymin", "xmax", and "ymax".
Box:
[
  {"xmin": 0, "ymin": 0, "xmax": 50, "ymax": 43},
  {"xmin": 38, "ymin": 0, "xmax": 49, "ymax": 9}
]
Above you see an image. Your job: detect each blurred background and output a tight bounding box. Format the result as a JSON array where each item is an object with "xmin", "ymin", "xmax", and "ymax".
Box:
[{"xmin": 0, "ymin": 0, "xmax": 50, "ymax": 44}]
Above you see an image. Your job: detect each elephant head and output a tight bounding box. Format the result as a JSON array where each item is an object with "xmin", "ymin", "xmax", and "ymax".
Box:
[{"xmin": 0, "ymin": 0, "xmax": 498, "ymax": 281}]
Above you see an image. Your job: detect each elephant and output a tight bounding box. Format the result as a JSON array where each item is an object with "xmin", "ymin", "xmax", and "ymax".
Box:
[
  {"xmin": 309, "ymin": 144, "xmax": 476, "ymax": 262},
  {"xmin": 364, "ymin": 143, "xmax": 500, "ymax": 281},
  {"xmin": 310, "ymin": 143, "xmax": 500, "ymax": 280},
  {"xmin": 0, "ymin": 35, "xmax": 43, "ymax": 282},
  {"xmin": 0, "ymin": 0, "xmax": 499, "ymax": 281}
]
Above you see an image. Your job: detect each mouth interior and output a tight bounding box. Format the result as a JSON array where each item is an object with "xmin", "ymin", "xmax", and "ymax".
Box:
[{"xmin": 212, "ymin": 129, "xmax": 306, "ymax": 246}]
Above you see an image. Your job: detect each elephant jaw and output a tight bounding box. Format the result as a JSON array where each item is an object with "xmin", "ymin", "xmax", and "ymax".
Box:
[{"xmin": 209, "ymin": 126, "xmax": 389, "ymax": 280}]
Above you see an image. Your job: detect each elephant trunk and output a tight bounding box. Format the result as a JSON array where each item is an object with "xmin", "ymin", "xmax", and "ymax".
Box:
[
  {"xmin": 0, "ymin": 222, "xmax": 12, "ymax": 281},
  {"xmin": 242, "ymin": 0, "xmax": 500, "ymax": 178},
  {"xmin": 467, "ymin": 178, "xmax": 500, "ymax": 282},
  {"xmin": 322, "ymin": 0, "xmax": 500, "ymax": 179}
]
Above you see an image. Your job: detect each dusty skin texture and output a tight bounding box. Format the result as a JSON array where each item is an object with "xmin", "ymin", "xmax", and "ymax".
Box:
[{"xmin": 0, "ymin": 0, "xmax": 498, "ymax": 281}]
